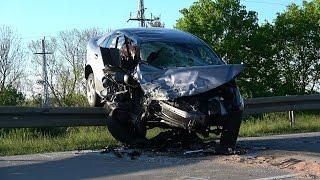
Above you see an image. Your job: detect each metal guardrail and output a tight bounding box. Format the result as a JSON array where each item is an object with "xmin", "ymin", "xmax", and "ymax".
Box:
[
  {"xmin": 244, "ymin": 94, "xmax": 320, "ymax": 115},
  {"xmin": 0, "ymin": 107, "xmax": 106, "ymax": 128},
  {"xmin": 244, "ymin": 94, "xmax": 320, "ymax": 127},
  {"xmin": 0, "ymin": 94, "xmax": 319, "ymax": 128}
]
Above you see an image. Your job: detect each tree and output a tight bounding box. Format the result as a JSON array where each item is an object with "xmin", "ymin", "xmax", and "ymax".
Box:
[
  {"xmin": 273, "ymin": 1, "xmax": 320, "ymax": 95},
  {"xmin": 241, "ymin": 22, "xmax": 284, "ymax": 97},
  {"xmin": 175, "ymin": 0, "xmax": 275, "ymax": 97},
  {"xmin": 57, "ymin": 28, "xmax": 101, "ymax": 95},
  {"xmin": 28, "ymin": 28, "xmax": 102, "ymax": 106},
  {"xmin": 176, "ymin": 0, "xmax": 320, "ymax": 97},
  {"xmin": 0, "ymin": 25, "xmax": 25, "ymax": 91},
  {"xmin": 176, "ymin": 0, "xmax": 258, "ymax": 64}
]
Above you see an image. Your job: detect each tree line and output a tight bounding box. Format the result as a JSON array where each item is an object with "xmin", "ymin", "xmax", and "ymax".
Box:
[
  {"xmin": 176, "ymin": 0, "xmax": 319, "ymax": 97},
  {"xmin": 0, "ymin": 27, "xmax": 104, "ymax": 106},
  {"xmin": 0, "ymin": 0, "xmax": 319, "ymax": 106}
]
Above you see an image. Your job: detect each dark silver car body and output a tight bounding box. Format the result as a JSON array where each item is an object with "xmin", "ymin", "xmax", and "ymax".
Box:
[{"xmin": 85, "ymin": 28, "xmax": 244, "ymax": 148}]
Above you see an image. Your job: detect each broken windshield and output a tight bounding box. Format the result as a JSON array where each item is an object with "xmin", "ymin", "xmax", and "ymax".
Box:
[{"xmin": 140, "ymin": 42, "xmax": 224, "ymax": 68}]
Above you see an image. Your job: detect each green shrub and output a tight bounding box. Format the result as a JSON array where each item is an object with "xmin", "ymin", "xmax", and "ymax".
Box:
[{"xmin": 0, "ymin": 86, "xmax": 24, "ymax": 106}]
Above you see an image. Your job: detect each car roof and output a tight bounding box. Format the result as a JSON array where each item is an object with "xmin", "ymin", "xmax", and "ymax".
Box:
[{"xmin": 115, "ymin": 28, "xmax": 204, "ymax": 45}]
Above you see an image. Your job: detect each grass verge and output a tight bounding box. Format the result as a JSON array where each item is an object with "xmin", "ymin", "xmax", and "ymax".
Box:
[
  {"xmin": 240, "ymin": 112, "xmax": 320, "ymax": 137},
  {"xmin": 0, "ymin": 112, "xmax": 319, "ymax": 156}
]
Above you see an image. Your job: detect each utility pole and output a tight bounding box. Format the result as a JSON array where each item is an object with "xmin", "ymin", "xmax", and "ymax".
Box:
[
  {"xmin": 128, "ymin": 0, "xmax": 159, "ymax": 27},
  {"xmin": 137, "ymin": 0, "xmax": 145, "ymax": 27},
  {"xmin": 34, "ymin": 37, "xmax": 52, "ymax": 107}
]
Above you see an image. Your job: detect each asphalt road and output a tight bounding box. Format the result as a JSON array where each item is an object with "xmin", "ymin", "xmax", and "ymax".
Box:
[{"xmin": 1, "ymin": 132, "xmax": 320, "ymax": 180}]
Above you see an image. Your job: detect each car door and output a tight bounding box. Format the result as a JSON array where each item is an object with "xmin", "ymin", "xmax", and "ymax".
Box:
[
  {"xmin": 94, "ymin": 33, "xmax": 123, "ymax": 93},
  {"xmin": 100, "ymin": 34, "xmax": 122, "ymax": 68}
]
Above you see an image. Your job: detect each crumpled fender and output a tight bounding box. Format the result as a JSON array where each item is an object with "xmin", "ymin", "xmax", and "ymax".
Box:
[{"xmin": 134, "ymin": 63, "xmax": 244, "ymax": 100}]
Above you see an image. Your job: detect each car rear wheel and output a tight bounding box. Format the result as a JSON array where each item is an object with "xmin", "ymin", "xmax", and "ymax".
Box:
[{"xmin": 86, "ymin": 73, "xmax": 102, "ymax": 107}]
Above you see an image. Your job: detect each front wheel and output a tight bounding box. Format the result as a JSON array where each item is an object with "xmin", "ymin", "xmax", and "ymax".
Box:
[
  {"xmin": 220, "ymin": 111, "xmax": 243, "ymax": 148},
  {"xmin": 107, "ymin": 108, "xmax": 146, "ymax": 145}
]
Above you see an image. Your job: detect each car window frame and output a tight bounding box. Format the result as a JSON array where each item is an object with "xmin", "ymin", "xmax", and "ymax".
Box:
[{"xmin": 100, "ymin": 32, "xmax": 121, "ymax": 48}]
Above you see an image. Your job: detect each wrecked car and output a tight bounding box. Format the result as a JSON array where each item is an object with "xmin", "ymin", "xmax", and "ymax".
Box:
[{"xmin": 85, "ymin": 28, "xmax": 244, "ymax": 148}]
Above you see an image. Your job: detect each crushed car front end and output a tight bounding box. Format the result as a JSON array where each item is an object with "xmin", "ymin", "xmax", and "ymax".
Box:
[{"xmin": 135, "ymin": 63, "xmax": 244, "ymax": 148}]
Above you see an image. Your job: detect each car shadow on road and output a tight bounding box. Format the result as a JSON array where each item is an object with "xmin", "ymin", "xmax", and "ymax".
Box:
[
  {"xmin": 238, "ymin": 132, "xmax": 320, "ymax": 154},
  {"xmin": 0, "ymin": 148, "xmax": 209, "ymax": 180}
]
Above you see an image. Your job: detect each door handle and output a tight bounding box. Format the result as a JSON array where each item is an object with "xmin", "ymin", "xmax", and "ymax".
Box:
[{"xmin": 94, "ymin": 54, "xmax": 98, "ymax": 59}]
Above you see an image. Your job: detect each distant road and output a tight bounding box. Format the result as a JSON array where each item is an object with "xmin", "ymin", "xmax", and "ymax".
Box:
[{"xmin": 0, "ymin": 132, "xmax": 319, "ymax": 180}]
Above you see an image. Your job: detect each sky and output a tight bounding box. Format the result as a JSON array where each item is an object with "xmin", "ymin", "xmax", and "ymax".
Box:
[{"xmin": 0, "ymin": 0, "xmax": 304, "ymax": 41}]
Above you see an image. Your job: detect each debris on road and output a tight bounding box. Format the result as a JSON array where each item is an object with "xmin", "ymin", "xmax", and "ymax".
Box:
[
  {"xmin": 99, "ymin": 130, "xmax": 247, "ymax": 159},
  {"xmin": 100, "ymin": 146, "xmax": 112, "ymax": 154},
  {"xmin": 127, "ymin": 150, "xmax": 141, "ymax": 160},
  {"xmin": 223, "ymin": 152, "xmax": 320, "ymax": 178},
  {"xmin": 183, "ymin": 149, "xmax": 204, "ymax": 155},
  {"xmin": 100, "ymin": 146, "xmax": 142, "ymax": 160}
]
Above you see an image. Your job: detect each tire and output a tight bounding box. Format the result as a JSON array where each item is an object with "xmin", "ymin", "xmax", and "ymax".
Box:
[
  {"xmin": 107, "ymin": 108, "xmax": 146, "ymax": 145},
  {"xmin": 220, "ymin": 111, "xmax": 243, "ymax": 148},
  {"xmin": 86, "ymin": 73, "xmax": 102, "ymax": 107}
]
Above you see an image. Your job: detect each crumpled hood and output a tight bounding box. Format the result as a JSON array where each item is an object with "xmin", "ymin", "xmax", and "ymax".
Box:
[{"xmin": 134, "ymin": 63, "xmax": 244, "ymax": 100}]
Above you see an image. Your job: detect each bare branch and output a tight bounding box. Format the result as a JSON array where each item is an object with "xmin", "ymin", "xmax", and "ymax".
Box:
[{"xmin": 0, "ymin": 25, "xmax": 25, "ymax": 91}]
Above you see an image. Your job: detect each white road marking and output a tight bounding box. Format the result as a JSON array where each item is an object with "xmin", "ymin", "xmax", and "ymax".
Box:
[
  {"xmin": 252, "ymin": 173, "xmax": 303, "ymax": 180},
  {"xmin": 179, "ymin": 176, "xmax": 209, "ymax": 180}
]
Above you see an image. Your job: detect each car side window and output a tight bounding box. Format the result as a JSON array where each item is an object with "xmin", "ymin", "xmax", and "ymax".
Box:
[
  {"xmin": 100, "ymin": 34, "xmax": 118, "ymax": 48},
  {"xmin": 100, "ymin": 37, "xmax": 110, "ymax": 48},
  {"xmin": 108, "ymin": 36, "xmax": 118, "ymax": 48}
]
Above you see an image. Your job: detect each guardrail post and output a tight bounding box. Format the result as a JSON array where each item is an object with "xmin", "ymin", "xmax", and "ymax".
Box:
[{"xmin": 289, "ymin": 110, "xmax": 295, "ymax": 127}]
